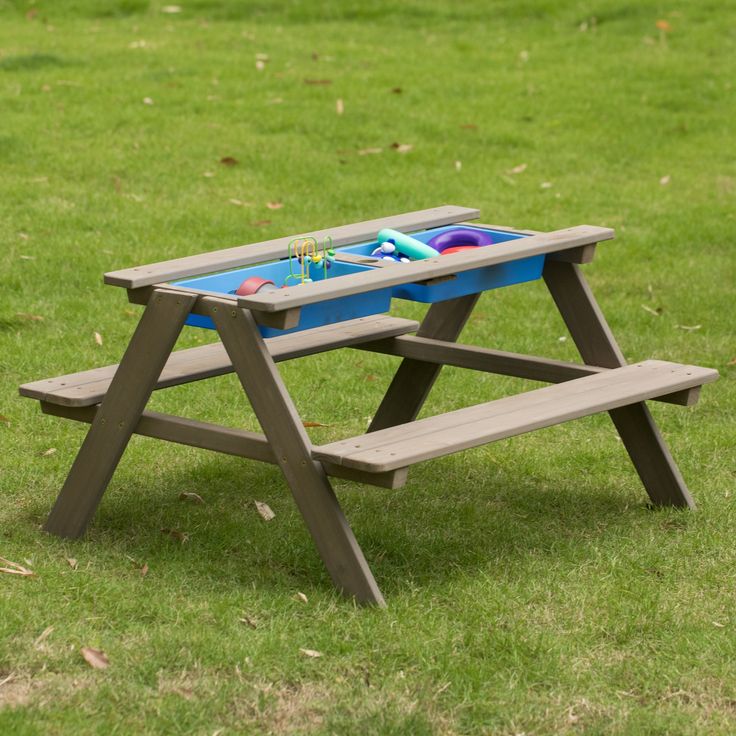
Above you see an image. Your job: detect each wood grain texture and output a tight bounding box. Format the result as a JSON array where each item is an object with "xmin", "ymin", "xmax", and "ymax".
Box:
[
  {"xmin": 104, "ymin": 205, "xmax": 479, "ymax": 288},
  {"xmin": 43, "ymin": 289, "xmax": 197, "ymax": 538},
  {"xmin": 207, "ymin": 297, "xmax": 386, "ymax": 606},
  {"xmin": 314, "ymin": 361, "xmax": 718, "ymax": 473},
  {"xmin": 236, "ymin": 225, "xmax": 614, "ymax": 312},
  {"xmin": 20, "ymin": 315, "xmax": 419, "ymax": 407}
]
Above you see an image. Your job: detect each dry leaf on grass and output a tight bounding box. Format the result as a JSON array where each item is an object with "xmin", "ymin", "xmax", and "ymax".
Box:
[
  {"xmin": 66, "ymin": 558, "xmax": 78, "ymax": 570},
  {"xmin": 254, "ymin": 501, "xmax": 275, "ymax": 521},
  {"xmin": 40, "ymin": 448, "xmax": 57, "ymax": 457},
  {"xmin": 390, "ymin": 87, "xmax": 402, "ymax": 94},
  {"xmin": 660, "ymin": 175, "xmax": 671, "ymax": 185},
  {"xmin": 299, "ymin": 648, "xmax": 322, "ymax": 658},
  {"xmin": 0, "ymin": 415, "xmax": 10, "ymax": 426},
  {"xmin": 674, "ymin": 324, "xmax": 702, "ymax": 331},
  {"xmin": 33, "ymin": 626, "xmax": 54, "ymax": 649},
  {"xmin": 266, "ymin": 201, "xmax": 284, "ymax": 210},
  {"xmin": 255, "ymin": 60, "xmax": 265, "ymax": 71},
  {"xmin": 508, "ymin": 163, "xmax": 527, "ymax": 175},
  {"xmin": 656, "ymin": 19, "xmax": 672, "ymax": 32},
  {"xmin": 15, "ymin": 313, "xmax": 44, "ymax": 321},
  {"xmin": 81, "ymin": 646, "xmax": 109, "ymax": 670},
  {"xmin": 0, "ymin": 557, "xmax": 35, "ymax": 577},
  {"xmin": 455, "ymin": 160, "xmax": 462, "ymax": 172},
  {"xmin": 142, "ymin": 97, "xmax": 154, "ymax": 105},
  {"xmin": 179, "ymin": 492, "xmax": 205, "ymax": 504},
  {"xmin": 727, "ymin": 357, "xmax": 736, "ymax": 366},
  {"xmin": 460, "ymin": 123, "xmax": 478, "ymax": 130},
  {"xmin": 391, "ymin": 142, "xmax": 413, "ymax": 153},
  {"xmin": 161, "ymin": 528, "xmax": 189, "ymax": 543},
  {"xmin": 140, "ymin": 563, "xmax": 149, "ymax": 577},
  {"xmin": 161, "ymin": 5, "xmax": 182, "ymax": 13},
  {"xmin": 252, "ymin": 219, "xmax": 272, "ymax": 227},
  {"xmin": 19, "ymin": 254, "xmax": 36, "ymax": 260},
  {"xmin": 336, "ymin": 98, "xmax": 344, "ymax": 115},
  {"xmin": 94, "ymin": 332, "xmax": 103, "ymax": 346},
  {"xmin": 302, "ymin": 421, "xmax": 329, "ymax": 428},
  {"xmin": 220, "ymin": 156, "xmax": 239, "ymax": 166},
  {"xmin": 304, "ymin": 78, "xmax": 332, "ymax": 85},
  {"xmin": 358, "ymin": 147, "xmax": 383, "ymax": 156},
  {"xmin": 239, "ymin": 615, "xmax": 257, "ymax": 629},
  {"xmin": 296, "ymin": 592, "xmax": 308, "ymax": 604}
]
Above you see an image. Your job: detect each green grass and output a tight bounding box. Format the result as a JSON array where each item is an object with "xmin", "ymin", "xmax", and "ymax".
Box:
[{"xmin": 1, "ymin": 0, "xmax": 735, "ymax": 733}]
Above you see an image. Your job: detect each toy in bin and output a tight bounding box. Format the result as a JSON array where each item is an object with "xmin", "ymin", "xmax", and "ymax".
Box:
[
  {"xmin": 235, "ymin": 235, "xmax": 336, "ymax": 296},
  {"xmin": 370, "ymin": 227, "xmax": 495, "ymax": 261}
]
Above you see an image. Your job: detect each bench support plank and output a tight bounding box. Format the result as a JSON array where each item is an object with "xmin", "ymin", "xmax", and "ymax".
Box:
[
  {"xmin": 543, "ymin": 260, "xmax": 697, "ymax": 509},
  {"xmin": 43, "ymin": 289, "xmax": 198, "ymax": 538},
  {"xmin": 206, "ymin": 297, "xmax": 386, "ymax": 606},
  {"xmin": 355, "ymin": 335, "xmax": 701, "ymax": 406}
]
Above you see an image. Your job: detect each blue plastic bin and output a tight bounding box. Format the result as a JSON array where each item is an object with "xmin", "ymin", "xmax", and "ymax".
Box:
[
  {"xmin": 340, "ymin": 225, "xmax": 541, "ymax": 303},
  {"xmin": 173, "ymin": 260, "xmax": 392, "ymax": 337}
]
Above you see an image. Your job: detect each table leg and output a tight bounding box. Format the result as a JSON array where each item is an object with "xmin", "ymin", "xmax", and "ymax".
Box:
[
  {"xmin": 44, "ymin": 289, "xmax": 198, "ymax": 538},
  {"xmin": 368, "ymin": 293, "xmax": 480, "ymax": 431},
  {"xmin": 206, "ymin": 298, "xmax": 385, "ymax": 606},
  {"xmin": 543, "ymin": 260, "xmax": 695, "ymax": 508}
]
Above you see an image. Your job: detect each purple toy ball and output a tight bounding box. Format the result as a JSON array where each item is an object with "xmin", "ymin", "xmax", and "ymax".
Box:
[{"xmin": 427, "ymin": 228, "xmax": 494, "ymax": 254}]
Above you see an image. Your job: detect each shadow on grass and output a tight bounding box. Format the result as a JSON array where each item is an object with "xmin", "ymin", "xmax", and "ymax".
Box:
[
  {"xmin": 0, "ymin": 54, "xmax": 67, "ymax": 72},
  {"xmin": 16, "ymin": 446, "xmax": 667, "ymax": 600}
]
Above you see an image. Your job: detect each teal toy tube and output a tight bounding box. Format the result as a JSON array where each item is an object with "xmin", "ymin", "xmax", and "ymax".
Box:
[{"xmin": 377, "ymin": 228, "xmax": 438, "ymax": 260}]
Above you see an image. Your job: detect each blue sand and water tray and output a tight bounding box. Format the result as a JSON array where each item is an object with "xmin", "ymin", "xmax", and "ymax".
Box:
[{"xmin": 173, "ymin": 225, "xmax": 540, "ymax": 336}]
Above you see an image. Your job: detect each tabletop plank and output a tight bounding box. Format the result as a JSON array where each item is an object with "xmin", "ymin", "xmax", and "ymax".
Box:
[
  {"xmin": 237, "ymin": 224, "xmax": 614, "ymax": 312},
  {"xmin": 104, "ymin": 205, "xmax": 480, "ymax": 289}
]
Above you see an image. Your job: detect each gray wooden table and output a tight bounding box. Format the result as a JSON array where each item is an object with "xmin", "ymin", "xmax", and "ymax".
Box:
[{"xmin": 20, "ymin": 206, "xmax": 718, "ymax": 606}]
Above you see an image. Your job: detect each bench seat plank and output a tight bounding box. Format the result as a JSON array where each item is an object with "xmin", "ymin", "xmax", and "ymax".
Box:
[
  {"xmin": 313, "ymin": 360, "xmax": 719, "ymax": 473},
  {"xmin": 19, "ymin": 315, "xmax": 419, "ymax": 407}
]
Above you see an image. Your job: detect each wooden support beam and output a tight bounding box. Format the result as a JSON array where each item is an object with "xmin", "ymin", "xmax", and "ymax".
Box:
[
  {"xmin": 543, "ymin": 260, "xmax": 700, "ymax": 509},
  {"xmin": 40, "ymin": 403, "xmax": 409, "ymax": 490},
  {"xmin": 354, "ymin": 335, "xmax": 702, "ymax": 406},
  {"xmin": 43, "ymin": 289, "xmax": 197, "ymax": 538},
  {"xmin": 206, "ymin": 298, "xmax": 386, "ymax": 605}
]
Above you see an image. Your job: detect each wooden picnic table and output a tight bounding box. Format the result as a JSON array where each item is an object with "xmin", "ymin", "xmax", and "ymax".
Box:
[{"xmin": 20, "ymin": 206, "xmax": 718, "ymax": 606}]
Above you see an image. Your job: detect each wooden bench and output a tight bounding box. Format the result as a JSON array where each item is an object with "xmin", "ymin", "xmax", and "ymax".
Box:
[
  {"xmin": 19, "ymin": 206, "xmax": 718, "ymax": 607},
  {"xmin": 314, "ymin": 360, "xmax": 718, "ymax": 473},
  {"xmin": 19, "ymin": 314, "xmax": 419, "ymax": 407}
]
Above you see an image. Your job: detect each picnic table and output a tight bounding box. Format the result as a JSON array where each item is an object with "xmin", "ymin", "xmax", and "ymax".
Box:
[{"xmin": 19, "ymin": 206, "xmax": 718, "ymax": 606}]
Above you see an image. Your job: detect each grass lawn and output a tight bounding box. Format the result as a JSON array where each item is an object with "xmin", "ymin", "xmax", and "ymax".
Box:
[{"xmin": 1, "ymin": 0, "xmax": 735, "ymax": 733}]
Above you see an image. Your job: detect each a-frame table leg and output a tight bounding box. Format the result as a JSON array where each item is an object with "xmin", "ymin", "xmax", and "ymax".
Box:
[
  {"xmin": 205, "ymin": 298, "xmax": 386, "ymax": 606},
  {"xmin": 543, "ymin": 260, "xmax": 695, "ymax": 509},
  {"xmin": 44, "ymin": 289, "xmax": 198, "ymax": 538},
  {"xmin": 368, "ymin": 293, "xmax": 480, "ymax": 431}
]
